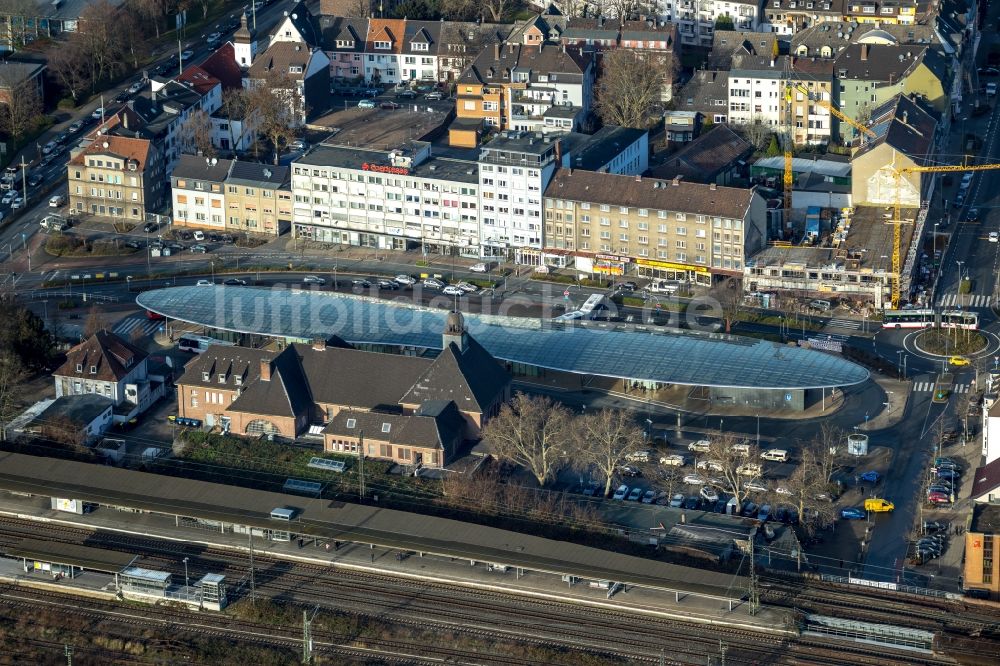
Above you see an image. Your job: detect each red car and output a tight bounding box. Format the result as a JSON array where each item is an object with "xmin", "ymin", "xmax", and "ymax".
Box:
[{"xmin": 927, "ymin": 492, "xmax": 952, "ymax": 504}]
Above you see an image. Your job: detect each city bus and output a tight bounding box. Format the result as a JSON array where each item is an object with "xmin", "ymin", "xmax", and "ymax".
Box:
[
  {"xmin": 177, "ymin": 334, "xmax": 235, "ymax": 354},
  {"xmin": 882, "ymin": 309, "xmax": 979, "ymax": 330}
]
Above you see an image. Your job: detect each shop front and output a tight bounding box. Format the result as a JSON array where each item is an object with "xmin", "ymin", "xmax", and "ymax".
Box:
[
  {"xmin": 636, "ymin": 258, "xmax": 712, "ymax": 286},
  {"xmin": 592, "ymin": 253, "xmax": 630, "ymax": 276},
  {"xmin": 515, "ymin": 247, "xmax": 543, "ymax": 266}
]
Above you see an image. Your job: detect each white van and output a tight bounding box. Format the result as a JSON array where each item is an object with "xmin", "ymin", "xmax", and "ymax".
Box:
[
  {"xmin": 688, "ymin": 439, "xmax": 712, "ymax": 453},
  {"xmin": 731, "ymin": 442, "xmax": 751, "ymax": 456},
  {"xmin": 649, "ymin": 279, "xmax": 682, "ymax": 294},
  {"xmin": 760, "ymin": 449, "xmax": 788, "ymax": 462},
  {"xmin": 809, "ymin": 299, "xmax": 833, "ymax": 312},
  {"xmin": 625, "ymin": 449, "xmax": 651, "ymax": 463}
]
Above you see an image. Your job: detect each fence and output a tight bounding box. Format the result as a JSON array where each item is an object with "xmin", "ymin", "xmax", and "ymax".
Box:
[{"xmin": 821, "ymin": 573, "xmax": 956, "ymax": 599}]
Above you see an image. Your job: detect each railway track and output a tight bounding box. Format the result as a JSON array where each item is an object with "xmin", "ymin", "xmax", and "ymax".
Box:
[{"xmin": 0, "ymin": 515, "xmax": 992, "ymax": 665}]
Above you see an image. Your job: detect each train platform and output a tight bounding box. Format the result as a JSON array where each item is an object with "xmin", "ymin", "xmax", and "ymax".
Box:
[{"xmin": 0, "ymin": 492, "xmax": 794, "ymax": 633}]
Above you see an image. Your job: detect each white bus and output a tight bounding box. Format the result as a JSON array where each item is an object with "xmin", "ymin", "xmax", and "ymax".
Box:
[{"xmin": 177, "ymin": 334, "xmax": 235, "ymax": 354}]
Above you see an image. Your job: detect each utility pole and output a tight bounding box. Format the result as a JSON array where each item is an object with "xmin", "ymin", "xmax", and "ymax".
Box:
[
  {"xmin": 719, "ymin": 640, "xmax": 728, "ymax": 666},
  {"xmin": 248, "ymin": 530, "xmax": 256, "ymax": 608},
  {"xmin": 748, "ymin": 526, "xmax": 759, "ymax": 616},
  {"xmin": 302, "ymin": 609, "xmax": 311, "ymax": 664},
  {"xmin": 64, "ymin": 644, "xmax": 72, "ymax": 666},
  {"xmin": 19, "ymin": 154, "xmax": 27, "ymax": 205},
  {"xmin": 358, "ymin": 430, "xmax": 366, "ymax": 500}
]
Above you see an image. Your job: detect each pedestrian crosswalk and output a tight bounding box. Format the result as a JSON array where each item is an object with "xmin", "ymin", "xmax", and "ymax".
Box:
[
  {"xmin": 112, "ymin": 315, "xmax": 161, "ymax": 339},
  {"xmin": 826, "ymin": 318, "xmax": 866, "ymax": 330},
  {"xmin": 937, "ymin": 293, "xmax": 993, "ymax": 308},
  {"xmin": 913, "ymin": 381, "xmax": 971, "ymax": 393}
]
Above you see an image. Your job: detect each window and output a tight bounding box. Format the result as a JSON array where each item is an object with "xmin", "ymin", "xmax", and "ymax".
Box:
[
  {"xmin": 90, "ymin": 365, "xmax": 97, "ymax": 374},
  {"xmin": 345, "ymin": 418, "xmax": 356, "ymax": 429},
  {"xmin": 375, "ymin": 40, "xmax": 391, "ymax": 49},
  {"xmin": 381, "ymin": 422, "xmax": 392, "ymax": 433}
]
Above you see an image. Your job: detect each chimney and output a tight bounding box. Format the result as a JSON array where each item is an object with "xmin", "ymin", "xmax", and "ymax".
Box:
[
  {"xmin": 672, "ymin": 175, "xmax": 682, "ymax": 186},
  {"xmin": 554, "ymin": 138, "xmax": 562, "ymax": 162},
  {"xmin": 259, "ymin": 358, "xmax": 272, "ymax": 381},
  {"xmin": 635, "ymin": 174, "xmax": 642, "ymax": 182},
  {"xmin": 494, "ymin": 42, "xmax": 500, "ymax": 59},
  {"xmin": 901, "ymin": 110, "xmax": 908, "ymax": 125},
  {"xmin": 861, "ymin": 44, "xmax": 869, "ymax": 61},
  {"xmin": 312, "ymin": 338, "xmax": 326, "ymax": 351},
  {"xmin": 709, "ymin": 183, "xmax": 717, "ymax": 190}
]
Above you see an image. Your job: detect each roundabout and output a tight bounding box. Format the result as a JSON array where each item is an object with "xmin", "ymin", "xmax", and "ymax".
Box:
[{"xmin": 901, "ymin": 327, "xmax": 1000, "ymax": 365}]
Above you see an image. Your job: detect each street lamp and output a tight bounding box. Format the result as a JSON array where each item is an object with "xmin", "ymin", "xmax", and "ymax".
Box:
[
  {"xmin": 897, "ymin": 350, "xmax": 904, "ymax": 379},
  {"xmin": 183, "ymin": 557, "xmax": 190, "ymax": 600}
]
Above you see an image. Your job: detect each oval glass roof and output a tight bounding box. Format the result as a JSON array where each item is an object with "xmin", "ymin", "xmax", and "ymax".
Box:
[{"xmin": 137, "ymin": 287, "xmax": 869, "ymax": 390}]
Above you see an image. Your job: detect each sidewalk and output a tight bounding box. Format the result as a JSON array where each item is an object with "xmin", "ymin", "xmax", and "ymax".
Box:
[{"xmin": 858, "ymin": 374, "xmax": 910, "ymax": 432}]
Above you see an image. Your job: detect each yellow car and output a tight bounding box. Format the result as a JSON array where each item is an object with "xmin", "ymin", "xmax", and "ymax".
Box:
[{"xmin": 948, "ymin": 356, "xmax": 971, "ymax": 367}]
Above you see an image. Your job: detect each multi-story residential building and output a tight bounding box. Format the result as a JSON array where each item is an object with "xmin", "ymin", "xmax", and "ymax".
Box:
[
  {"xmin": 171, "ymin": 155, "xmax": 292, "ymax": 235},
  {"xmin": 544, "ymin": 169, "xmax": 766, "ymax": 283},
  {"xmin": 842, "ymin": 0, "xmax": 918, "ymax": 25},
  {"xmin": 658, "ymin": 0, "xmax": 766, "ymax": 47},
  {"xmin": 67, "ymin": 113, "xmax": 166, "ymax": 222},
  {"xmin": 225, "ymin": 161, "xmax": 293, "ymax": 236},
  {"xmin": 362, "ymin": 18, "xmax": 407, "ymax": 83},
  {"xmin": 833, "ymin": 43, "xmax": 952, "ymax": 140},
  {"xmin": 290, "ymin": 141, "xmax": 482, "ymax": 255},
  {"xmin": 454, "ymin": 39, "xmax": 594, "ymax": 141},
  {"xmin": 270, "ymin": 1, "xmax": 321, "ymax": 47},
  {"xmin": 0, "ymin": 61, "xmax": 45, "ymax": 106},
  {"xmin": 52, "ymin": 331, "xmax": 166, "ymax": 421},
  {"xmin": 677, "ymin": 69, "xmax": 730, "ymax": 124},
  {"xmin": 320, "ymin": 16, "xmax": 368, "ymax": 80},
  {"xmin": 791, "ymin": 20, "xmax": 948, "ymax": 60},
  {"xmin": 171, "ymin": 156, "xmax": 233, "ymax": 231},
  {"xmin": 247, "ymin": 41, "xmax": 331, "ymax": 127},
  {"xmin": 763, "ymin": 0, "xmax": 845, "ymax": 35}
]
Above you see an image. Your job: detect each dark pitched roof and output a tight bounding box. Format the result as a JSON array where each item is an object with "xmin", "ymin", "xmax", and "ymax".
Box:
[
  {"xmin": 651, "ymin": 124, "xmax": 752, "ymax": 183},
  {"xmin": 172, "ymin": 154, "xmax": 234, "ymax": 183},
  {"xmin": 561, "ymin": 17, "xmax": 620, "ymax": 42},
  {"xmin": 227, "ymin": 346, "xmax": 312, "ymax": 418},
  {"xmin": 318, "ymin": 16, "xmax": 368, "ymax": 52},
  {"xmin": 54, "ymin": 331, "xmax": 148, "ymax": 383},
  {"xmin": 399, "ymin": 337, "xmax": 510, "ymax": 412},
  {"xmin": 853, "ymin": 93, "xmax": 937, "ymax": 162},
  {"xmin": 227, "ymin": 161, "xmax": 290, "ymax": 188},
  {"xmin": 569, "ymin": 126, "xmax": 648, "ymax": 170},
  {"xmin": 200, "ymin": 43, "xmax": 245, "ymax": 90},
  {"xmin": 678, "ymin": 70, "xmax": 729, "ymax": 115},
  {"xmin": 402, "ymin": 22, "xmax": 441, "ymax": 55},
  {"xmin": 791, "ymin": 20, "xmax": 943, "ymax": 59},
  {"xmin": 278, "ymin": 0, "xmax": 320, "ymax": 46},
  {"xmin": 971, "ymin": 457, "xmax": 1000, "ymax": 501},
  {"xmin": 0, "ymin": 61, "xmax": 45, "ymax": 89},
  {"xmin": 458, "ymin": 41, "xmax": 591, "ymax": 86},
  {"xmin": 833, "ymin": 43, "xmax": 928, "ymax": 82},
  {"xmin": 708, "ymin": 31, "xmax": 779, "ymax": 69},
  {"xmin": 248, "ymin": 41, "xmax": 317, "ymax": 81},
  {"xmin": 548, "ymin": 167, "xmax": 756, "ymax": 219},
  {"xmin": 322, "ymin": 402, "xmax": 465, "ymax": 450},
  {"xmin": 294, "ymin": 345, "xmax": 431, "ymax": 411}
]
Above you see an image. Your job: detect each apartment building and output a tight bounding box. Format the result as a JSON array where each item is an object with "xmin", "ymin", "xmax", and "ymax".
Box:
[
  {"xmin": 290, "ymin": 141, "xmax": 482, "ymax": 255},
  {"xmin": 764, "ymin": 0, "xmax": 844, "ymax": 35},
  {"xmin": 964, "ymin": 504, "xmax": 1000, "ymax": 600},
  {"xmin": 67, "ymin": 113, "xmax": 166, "ymax": 223},
  {"xmin": 658, "ymin": 0, "xmax": 766, "ymax": 47},
  {"xmin": 544, "ymin": 170, "xmax": 767, "ymax": 284},
  {"xmin": 843, "ymin": 0, "xmax": 918, "ymax": 24},
  {"xmin": 171, "ymin": 155, "xmax": 292, "ymax": 235}
]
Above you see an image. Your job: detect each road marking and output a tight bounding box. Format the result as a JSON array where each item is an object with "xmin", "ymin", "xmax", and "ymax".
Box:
[
  {"xmin": 937, "ymin": 293, "xmax": 992, "ymax": 307},
  {"xmin": 827, "ymin": 318, "xmax": 864, "ymax": 330},
  {"xmin": 112, "ymin": 316, "xmax": 160, "ymax": 339}
]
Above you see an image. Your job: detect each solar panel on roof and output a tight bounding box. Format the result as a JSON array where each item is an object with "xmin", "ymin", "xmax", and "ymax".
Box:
[{"xmin": 307, "ymin": 457, "xmax": 346, "ymax": 473}]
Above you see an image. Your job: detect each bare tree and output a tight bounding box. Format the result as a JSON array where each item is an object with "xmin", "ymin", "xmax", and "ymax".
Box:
[
  {"xmin": 76, "ymin": 0, "xmax": 127, "ymax": 86},
  {"xmin": 482, "ymin": 393, "xmax": 575, "ymax": 487},
  {"xmin": 83, "ymin": 305, "xmax": 108, "ymax": 338},
  {"xmin": 247, "ymin": 71, "xmax": 307, "ymax": 165},
  {"xmin": 740, "ymin": 115, "xmax": 773, "ymax": 150},
  {"xmin": 342, "ymin": 0, "xmax": 371, "ymax": 17},
  {"xmin": 48, "ymin": 42, "xmax": 91, "ymax": 103},
  {"xmin": 39, "ymin": 413, "xmax": 88, "ymax": 451},
  {"xmin": 221, "ymin": 88, "xmax": 250, "ymax": 154},
  {"xmin": 653, "ymin": 464, "xmax": 684, "ymax": 502},
  {"xmin": 703, "ymin": 434, "xmax": 762, "ymax": 507},
  {"xmin": 574, "ymin": 408, "xmax": 645, "ymax": 497},
  {"xmin": 607, "ymin": 0, "xmax": 639, "ymax": 18},
  {"xmin": 0, "ymin": 81, "xmax": 42, "ymax": 147},
  {"xmin": 707, "ymin": 277, "xmax": 745, "ymax": 334},
  {"xmin": 179, "ymin": 109, "xmax": 216, "ymax": 158},
  {"xmin": 0, "ymin": 350, "xmax": 26, "ymax": 442},
  {"xmin": 805, "ymin": 422, "xmax": 845, "ymax": 486},
  {"xmin": 594, "ymin": 49, "xmax": 662, "ymax": 129},
  {"xmin": 126, "ymin": 0, "xmax": 169, "ymax": 39},
  {"xmin": 482, "ymin": 0, "xmax": 514, "ymax": 22}
]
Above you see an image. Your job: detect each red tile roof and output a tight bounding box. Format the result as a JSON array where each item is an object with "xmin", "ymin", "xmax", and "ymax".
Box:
[
  {"xmin": 200, "ymin": 43, "xmax": 245, "ymax": 90},
  {"xmin": 177, "ymin": 65, "xmax": 222, "ymax": 95}
]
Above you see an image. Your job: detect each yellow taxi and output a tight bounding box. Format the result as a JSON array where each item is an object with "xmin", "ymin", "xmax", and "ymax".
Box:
[{"xmin": 948, "ymin": 355, "xmax": 971, "ymax": 367}]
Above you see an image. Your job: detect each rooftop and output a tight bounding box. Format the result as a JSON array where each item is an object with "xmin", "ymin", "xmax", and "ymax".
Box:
[
  {"xmin": 971, "ymin": 457, "xmax": 1000, "ymax": 502},
  {"xmin": 6, "ymin": 538, "xmax": 138, "ymax": 573},
  {"xmin": 308, "ymin": 105, "xmax": 451, "ymax": 152},
  {"xmin": 651, "ymin": 125, "xmax": 752, "ymax": 183},
  {"xmin": 27, "ymin": 395, "xmax": 113, "ymax": 431},
  {"xmin": 137, "ymin": 288, "xmax": 870, "ymax": 390},
  {"xmin": 297, "ymin": 144, "xmax": 478, "ymax": 182},
  {"xmin": 971, "ymin": 503, "xmax": 1000, "ymax": 534}
]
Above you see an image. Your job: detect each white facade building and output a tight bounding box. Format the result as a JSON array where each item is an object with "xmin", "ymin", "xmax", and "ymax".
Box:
[
  {"xmin": 290, "ymin": 141, "xmax": 482, "ymax": 256},
  {"xmin": 170, "ymin": 156, "xmax": 233, "ymax": 231},
  {"xmin": 727, "ymin": 61, "xmax": 783, "ymax": 128},
  {"xmin": 659, "ymin": 0, "xmax": 766, "ymax": 47}
]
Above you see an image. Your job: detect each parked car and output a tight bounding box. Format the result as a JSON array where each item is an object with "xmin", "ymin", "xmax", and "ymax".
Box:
[
  {"xmin": 380, "ymin": 100, "xmax": 401, "ymax": 109},
  {"xmin": 377, "ymin": 280, "xmax": 399, "ymax": 290},
  {"xmin": 923, "ymin": 520, "xmax": 950, "ymax": 533},
  {"xmin": 688, "ymin": 440, "xmax": 711, "ymax": 453},
  {"xmin": 91, "ymin": 107, "xmax": 105, "ymax": 119},
  {"xmin": 927, "ymin": 492, "xmax": 952, "ymax": 504},
  {"xmin": 612, "ymin": 485, "xmax": 629, "ymax": 500},
  {"xmin": 424, "ymin": 90, "xmax": 445, "ymax": 100},
  {"xmin": 11, "ymin": 196, "xmax": 24, "ymax": 209},
  {"xmin": 617, "ymin": 465, "xmax": 640, "ymax": 477},
  {"xmin": 302, "ymin": 275, "xmax": 326, "ymax": 285},
  {"xmin": 442, "ymin": 285, "xmax": 465, "ymax": 296},
  {"xmin": 660, "ymin": 454, "xmax": 685, "ymax": 467},
  {"xmin": 745, "ymin": 481, "xmax": 768, "ymax": 493},
  {"xmin": 422, "ymin": 278, "xmax": 445, "ymax": 289},
  {"xmin": 469, "ymin": 262, "xmax": 489, "ymax": 273},
  {"xmin": 757, "ymin": 504, "xmax": 771, "ymax": 521},
  {"xmin": 290, "ymin": 139, "xmax": 308, "ymax": 151},
  {"xmin": 357, "ymin": 99, "xmax": 377, "ymax": 109},
  {"xmin": 859, "ymin": 470, "xmax": 881, "ymax": 483},
  {"xmin": 2, "ymin": 191, "xmax": 15, "ymax": 204},
  {"xmin": 195, "ymin": 279, "xmax": 213, "ymax": 286},
  {"xmin": 68, "ymin": 120, "xmax": 84, "ymax": 134},
  {"xmin": 699, "ymin": 486, "xmax": 719, "ymax": 502},
  {"xmin": 684, "ymin": 496, "xmax": 700, "ymax": 510},
  {"xmin": 669, "ymin": 493, "xmax": 684, "ymax": 508},
  {"xmin": 128, "ymin": 81, "xmax": 143, "ymax": 94},
  {"xmin": 456, "ymin": 281, "xmax": 479, "ymax": 293},
  {"xmin": 841, "ymin": 507, "xmax": 866, "ymax": 520},
  {"xmin": 223, "ymin": 278, "xmax": 247, "ymax": 286},
  {"xmin": 990, "ymin": 232, "xmax": 999, "ymax": 243},
  {"xmin": 641, "ymin": 489, "xmax": 657, "ymax": 504},
  {"xmin": 396, "ymin": 89, "xmax": 417, "ymax": 99},
  {"xmin": 189, "ymin": 244, "xmax": 208, "ymax": 253},
  {"xmin": 351, "ymin": 278, "xmax": 373, "ymax": 289},
  {"xmin": 181, "ymin": 49, "xmax": 194, "ymax": 61},
  {"xmin": 683, "ymin": 474, "xmax": 706, "ymax": 486},
  {"xmin": 143, "ymin": 222, "xmax": 159, "ymax": 233},
  {"xmin": 27, "ymin": 174, "xmax": 43, "ymax": 187},
  {"xmin": 394, "ymin": 274, "xmax": 416, "ymax": 286}
]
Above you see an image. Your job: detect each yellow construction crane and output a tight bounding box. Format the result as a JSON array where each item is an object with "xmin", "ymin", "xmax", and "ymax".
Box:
[
  {"xmin": 888, "ymin": 162, "xmax": 1000, "ymax": 309},
  {"xmin": 789, "ymin": 83, "xmax": 877, "ymax": 141}
]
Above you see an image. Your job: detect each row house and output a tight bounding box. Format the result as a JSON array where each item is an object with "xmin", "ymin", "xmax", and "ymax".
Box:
[
  {"xmin": 170, "ymin": 154, "xmax": 292, "ymax": 235},
  {"xmin": 656, "ymin": 0, "xmax": 766, "ymax": 47},
  {"xmin": 842, "ymin": 0, "xmax": 918, "ymax": 24},
  {"xmin": 454, "ymin": 40, "xmax": 594, "ymax": 141},
  {"xmin": 544, "ymin": 169, "xmax": 767, "ymax": 284},
  {"xmin": 67, "ymin": 112, "xmax": 166, "ymax": 223},
  {"xmin": 764, "ymin": 0, "xmax": 845, "ymax": 35},
  {"xmin": 290, "ymin": 141, "xmax": 483, "ymax": 256}
]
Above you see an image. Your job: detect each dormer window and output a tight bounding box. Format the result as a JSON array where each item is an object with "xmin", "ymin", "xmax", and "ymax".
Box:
[
  {"xmin": 375, "ymin": 40, "xmax": 391, "ymax": 50},
  {"xmin": 289, "ymin": 65, "xmax": 303, "ymax": 74},
  {"xmin": 234, "ymin": 376, "xmax": 242, "ymax": 386},
  {"xmin": 218, "ymin": 373, "xmax": 226, "ymax": 383},
  {"xmin": 346, "ymin": 418, "xmax": 356, "ymax": 428},
  {"xmin": 381, "ymin": 422, "xmax": 391, "ymax": 433},
  {"xmin": 336, "ymin": 39, "xmax": 354, "ymax": 48},
  {"xmin": 90, "ymin": 365, "xmax": 97, "ymax": 374},
  {"xmin": 202, "ymin": 372, "xmax": 210, "ymax": 381},
  {"xmin": 411, "ymin": 42, "xmax": 429, "ymax": 51}
]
